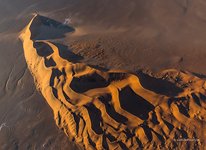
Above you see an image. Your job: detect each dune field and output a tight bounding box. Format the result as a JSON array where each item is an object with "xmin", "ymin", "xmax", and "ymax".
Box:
[{"xmin": 1, "ymin": 0, "xmax": 206, "ymax": 150}]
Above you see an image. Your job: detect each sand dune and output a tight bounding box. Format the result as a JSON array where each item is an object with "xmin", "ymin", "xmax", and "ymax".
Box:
[{"xmin": 19, "ymin": 14, "xmax": 206, "ymax": 149}]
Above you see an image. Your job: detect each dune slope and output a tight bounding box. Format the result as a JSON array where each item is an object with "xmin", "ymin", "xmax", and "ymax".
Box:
[{"xmin": 20, "ymin": 14, "xmax": 206, "ymax": 150}]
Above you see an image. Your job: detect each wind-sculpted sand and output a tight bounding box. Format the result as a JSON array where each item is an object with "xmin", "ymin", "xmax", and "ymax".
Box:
[{"xmin": 20, "ymin": 14, "xmax": 206, "ymax": 149}]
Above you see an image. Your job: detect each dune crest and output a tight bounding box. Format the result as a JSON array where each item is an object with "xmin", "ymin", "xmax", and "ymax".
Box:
[{"xmin": 20, "ymin": 14, "xmax": 206, "ymax": 149}]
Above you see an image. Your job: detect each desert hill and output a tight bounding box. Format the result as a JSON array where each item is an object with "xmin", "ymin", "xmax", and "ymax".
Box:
[{"xmin": 1, "ymin": 0, "xmax": 206, "ymax": 149}]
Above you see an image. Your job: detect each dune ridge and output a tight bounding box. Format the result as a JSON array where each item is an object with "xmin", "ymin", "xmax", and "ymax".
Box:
[{"xmin": 20, "ymin": 14, "xmax": 206, "ymax": 149}]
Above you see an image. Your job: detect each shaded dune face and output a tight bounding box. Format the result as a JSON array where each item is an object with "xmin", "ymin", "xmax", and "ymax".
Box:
[{"xmin": 20, "ymin": 14, "xmax": 206, "ymax": 149}]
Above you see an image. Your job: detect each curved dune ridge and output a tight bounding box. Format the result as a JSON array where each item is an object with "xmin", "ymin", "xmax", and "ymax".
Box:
[{"xmin": 20, "ymin": 14, "xmax": 206, "ymax": 150}]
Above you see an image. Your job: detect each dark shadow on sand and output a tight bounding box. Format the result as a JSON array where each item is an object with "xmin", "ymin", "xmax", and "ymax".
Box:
[
  {"xmin": 30, "ymin": 14, "xmax": 75, "ymax": 40},
  {"xmin": 70, "ymin": 72, "xmax": 109, "ymax": 93},
  {"xmin": 136, "ymin": 72, "xmax": 183, "ymax": 97},
  {"xmin": 119, "ymin": 86, "xmax": 155, "ymax": 120}
]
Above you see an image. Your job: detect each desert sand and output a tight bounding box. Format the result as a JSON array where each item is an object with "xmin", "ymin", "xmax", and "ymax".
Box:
[
  {"xmin": 1, "ymin": 0, "xmax": 206, "ymax": 150},
  {"xmin": 18, "ymin": 14, "xmax": 206, "ymax": 149}
]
